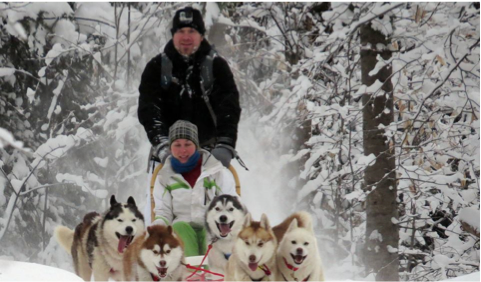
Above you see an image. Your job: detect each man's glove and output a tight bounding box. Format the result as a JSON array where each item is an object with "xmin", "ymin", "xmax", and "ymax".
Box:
[
  {"xmin": 211, "ymin": 143, "xmax": 235, "ymax": 168},
  {"xmin": 153, "ymin": 139, "xmax": 170, "ymax": 164}
]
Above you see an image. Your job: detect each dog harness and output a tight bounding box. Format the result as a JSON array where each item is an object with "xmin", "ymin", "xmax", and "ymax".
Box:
[{"xmin": 209, "ymin": 236, "xmax": 232, "ymax": 260}]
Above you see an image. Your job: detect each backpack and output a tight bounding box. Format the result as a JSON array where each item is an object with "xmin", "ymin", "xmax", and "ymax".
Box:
[{"xmin": 160, "ymin": 48, "xmax": 218, "ymax": 126}]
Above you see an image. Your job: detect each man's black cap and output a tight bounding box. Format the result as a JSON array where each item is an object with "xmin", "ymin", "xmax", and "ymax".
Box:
[{"xmin": 171, "ymin": 7, "xmax": 205, "ymax": 36}]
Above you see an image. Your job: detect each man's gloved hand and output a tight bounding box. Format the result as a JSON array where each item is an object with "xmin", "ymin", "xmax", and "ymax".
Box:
[
  {"xmin": 211, "ymin": 143, "xmax": 235, "ymax": 168},
  {"xmin": 153, "ymin": 140, "xmax": 170, "ymax": 164}
]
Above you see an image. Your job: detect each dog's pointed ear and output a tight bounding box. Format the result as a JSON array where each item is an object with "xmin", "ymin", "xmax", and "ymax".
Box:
[
  {"xmin": 304, "ymin": 217, "xmax": 314, "ymax": 232},
  {"xmin": 167, "ymin": 225, "xmax": 173, "ymax": 234},
  {"xmin": 243, "ymin": 213, "xmax": 252, "ymax": 228},
  {"xmin": 260, "ymin": 213, "xmax": 270, "ymax": 230},
  {"xmin": 287, "ymin": 218, "xmax": 298, "ymax": 233},
  {"xmin": 127, "ymin": 196, "xmax": 136, "ymax": 206},
  {"xmin": 110, "ymin": 195, "xmax": 117, "ymax": 206}
]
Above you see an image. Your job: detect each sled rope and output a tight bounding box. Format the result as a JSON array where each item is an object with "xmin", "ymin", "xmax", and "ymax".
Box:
[{"xmin": 184, "ymin": 243, "xmax": 224, "ymax": 281}]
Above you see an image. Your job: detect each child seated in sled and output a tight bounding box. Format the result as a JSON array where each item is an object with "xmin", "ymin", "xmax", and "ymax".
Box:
[{"xmin": 151, "ymin": 120, "xmax": 238, "ymax": 257}]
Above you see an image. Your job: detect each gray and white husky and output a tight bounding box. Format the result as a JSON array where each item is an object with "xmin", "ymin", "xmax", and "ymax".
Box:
[
  {"xmin": 55, "ymin": 195, "xmax": 145, "ymax": 281},
  {"xmin": 205, "ymin": 194, "xmax": 248, "ymax": 274}
]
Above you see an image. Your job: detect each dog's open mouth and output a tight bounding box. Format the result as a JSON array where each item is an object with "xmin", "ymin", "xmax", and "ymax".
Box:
[
  {"xmin": 248, "ymin": 262, "xmax": 258, "ymax": 272},
  {"xmin": 291, "ymin": 253, "xmax": 307, "ymax": 265},
  {"xmin": 157, "ymin": 267, "xmax": 168, "ymax": 278},
  {"xmin": 216, "ymin": 221, "xmax": 234, "ymax": 237},
  {"xmin": 116, "ymin": 232, "xmax": 134, "ymax": 253}
]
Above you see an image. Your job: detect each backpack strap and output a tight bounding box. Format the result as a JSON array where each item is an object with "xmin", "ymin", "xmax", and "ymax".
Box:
[
  {"xmin": 200, "ymin": 49, "xmax": 217, "ymax": 94},
  {"xmin": 160, "ymin": 53, "xmax": 172, "ymax": 89},
  {"xmin": 199, "ymin": 48, "xmax": 218, "ymax": 127}
]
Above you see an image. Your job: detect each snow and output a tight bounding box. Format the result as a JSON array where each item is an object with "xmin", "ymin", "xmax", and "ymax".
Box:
[
  {"xmin": 1, "ymin": 258, "xmax": 477, "ymax": 282},
  {"xmin": 0, "ymin": 259, "xmax": 82, "ymax": 281},
  {"xmin": 0, "ymin": 128, "xmax": 24, "ymax": 149},
  {"xmin": 0, "ymin": 67, "xmax": 15, "ymax": 77}
]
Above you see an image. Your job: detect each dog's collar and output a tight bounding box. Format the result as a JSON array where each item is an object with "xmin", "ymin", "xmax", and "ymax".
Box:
[
  {"xmin": 258, "ymin": 264, "xmax": 272, "ymax": 276},
  {"xmin": 211, "ymin": 237, "xmax": 219, "ymax": 244},
  {"xmin": 151, "ymin": 273, "xmax": 160, "ymax": 281},
  {"xmin": 283, "ymin": 257, "xmax": 299, "ymax": 271}
]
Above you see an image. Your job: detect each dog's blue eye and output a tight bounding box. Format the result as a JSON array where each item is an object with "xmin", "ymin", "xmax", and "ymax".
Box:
[
  {"xmin": 291, "ymin": 240, "xmax": 296, "ymax": 244},
  {"xmin": 118, "ymin": 219, "xmax": 123, "ymax": 222},
  {"xmin": 304, "ymin": 242, "xmax": 309, "ymax": 246}
]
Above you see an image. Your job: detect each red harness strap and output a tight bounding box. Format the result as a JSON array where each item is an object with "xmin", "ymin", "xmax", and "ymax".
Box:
[{"xmin": 184, "ymin": 243, "xmax": 225, "ymax": 281}]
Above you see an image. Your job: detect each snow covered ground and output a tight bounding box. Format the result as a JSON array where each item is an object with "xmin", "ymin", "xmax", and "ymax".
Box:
[
  {"xmin": 0, "ymin": 259, "xmax": 479, "ymax": 281},
  {"xmin": 0, "ymin": 259, "xmax": 82, "ymax": 281}
]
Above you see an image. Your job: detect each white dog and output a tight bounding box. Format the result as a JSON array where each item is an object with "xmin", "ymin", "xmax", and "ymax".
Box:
[{"xmin": 275, "ymin": 213, "xmax": 324, "ymax": 281}]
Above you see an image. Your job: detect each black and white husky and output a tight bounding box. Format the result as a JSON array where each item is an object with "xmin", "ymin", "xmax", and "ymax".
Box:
[
  {"xmin": 205, "ymin": 194, "xmax": 248, "ymax": 274},
  {"xmin": 55, "ymin": 195, "xmax": 145, "ymax": 281}
]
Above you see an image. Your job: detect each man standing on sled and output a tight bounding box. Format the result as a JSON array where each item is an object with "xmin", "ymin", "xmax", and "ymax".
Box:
[{"xmin": 138, "ymin": 7, "xmax": 241, "ymax": 169}]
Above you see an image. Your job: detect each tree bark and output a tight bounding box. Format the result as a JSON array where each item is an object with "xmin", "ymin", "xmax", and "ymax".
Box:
[{"xmin": 360, "ymin": 22, "xmax": 399, "ymax": 281}]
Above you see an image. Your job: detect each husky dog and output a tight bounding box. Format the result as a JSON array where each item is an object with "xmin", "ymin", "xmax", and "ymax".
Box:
[
  {"xmin": 205, "ymin": 194, "xmax": 248, "ymax": 274},
  {"xmin": 225, "ymin": 213, "xmax": 277, "ymax": 281},
  {"xmin": 123, "ymin": 225, "xmax": 186, "ymax": 281},
  {"xmin": 274, "ymin": 212, "xmax": 324, "ymax": 281},
  {"xmin": 55, "ymin": 195, "xmax": 145, "ymax": 281}
]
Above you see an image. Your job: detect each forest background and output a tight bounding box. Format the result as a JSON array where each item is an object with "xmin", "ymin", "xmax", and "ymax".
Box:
[{"xmin": 0, "ymin": 2, "xmax": 479, "ymax": 281}]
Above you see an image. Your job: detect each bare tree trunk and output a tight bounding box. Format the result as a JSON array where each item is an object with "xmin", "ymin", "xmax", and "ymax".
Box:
[
  {"xmin": 127, "ymin": 3, "xmax": 131, "ymax": 89},
  {"xmin": 360, "ymin": 22, "xmax": 399, "ymax": 281}
]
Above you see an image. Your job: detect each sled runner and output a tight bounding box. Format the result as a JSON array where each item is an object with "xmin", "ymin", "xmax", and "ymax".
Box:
[{"xmin": 149, "ymin": 163, "xmax": 241, "ymax": 281}]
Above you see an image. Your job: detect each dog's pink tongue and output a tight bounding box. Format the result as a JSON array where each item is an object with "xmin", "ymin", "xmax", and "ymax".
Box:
[
  {"xmin": 294, "ymin": 255, "xmax": 304, "ymax": 264},
  {"xmin": 219, "ymin": 223, "xmax": 231, "ymax": 236},
  {"xmin": 248, "ymin": 263, "xmax": 258, "ymax": 272},
  {"xmin": 118, "ymin": 236, "xmax": 129, "ymax": 253}
]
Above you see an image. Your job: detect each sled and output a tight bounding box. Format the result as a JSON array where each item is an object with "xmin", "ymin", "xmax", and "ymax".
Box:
[{"xmin": 149, "ymin": 163, "xmax": 241, "ymax": 281}]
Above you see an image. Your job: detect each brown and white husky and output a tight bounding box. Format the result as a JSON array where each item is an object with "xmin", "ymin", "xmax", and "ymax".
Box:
[
  {"xmin": 55, "ymin": 195, "xmax": 145, "ymax": 281},
  {"xmin": 123, "ymin": 225, "xmax": 186, "ymax": 281},
  {"xmin": 225, "ymin": 213, "xmax": 277, "ymax": 281}
]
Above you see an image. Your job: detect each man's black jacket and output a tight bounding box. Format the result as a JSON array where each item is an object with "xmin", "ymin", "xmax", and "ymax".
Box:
[{"xmin": 138, "ymin": 39, "xmax": 241, "ymax": 148}]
